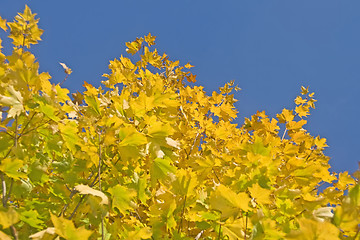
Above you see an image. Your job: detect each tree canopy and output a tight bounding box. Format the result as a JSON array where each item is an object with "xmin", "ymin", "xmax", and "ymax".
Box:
[{"xmin": 0, "ymin": 6, "xmax": 359, "ymax": 240}]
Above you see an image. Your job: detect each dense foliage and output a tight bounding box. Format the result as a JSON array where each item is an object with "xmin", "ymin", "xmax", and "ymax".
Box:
[{"xmin": 0, "ymin": 6, "xmax": 359, "ymax": 240}]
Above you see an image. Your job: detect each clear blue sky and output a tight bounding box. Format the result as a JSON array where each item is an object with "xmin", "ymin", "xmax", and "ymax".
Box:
[{"xmin": 1, "ymin": 1, "xmax": 359, "ymax": 174}]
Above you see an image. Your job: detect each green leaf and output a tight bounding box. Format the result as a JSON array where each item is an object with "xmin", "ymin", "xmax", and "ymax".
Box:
[
  {"xmin": 38, "ymin": 102, "xmax": 60, "ymax": 122},
  {"xmin": 84, "ymin": 95, "xmax": 101, "ymax": 116},
  {"xmin": 108, "ymin": 185, "xmax": 136, "ymax": 215},
  {"xmin": 118, "ymin": 127, "xmax": 147, "ymax": 147},
  {"xmin": 349, "ymin": 184, "xmax": 360, "ymax": 207},
  {"xmin": 19, "ymin": 210, "xmax": 44, "ymax": 229},
  {"xmin": 0, "ymin": 158, "xmax": 27, "ymax": 179},
  {"xmin": 58, "ymin": 119, "xmax": 81, "ymax": 154},
  {"xmin": 150, "ymin": 157, "xmax": 176, "ymax": 186}
]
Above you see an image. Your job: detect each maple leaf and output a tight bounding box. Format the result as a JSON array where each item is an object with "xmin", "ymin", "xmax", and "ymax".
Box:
[
  {"xmin": 0, "ymin": 86, "xmax": 24, "ymax": 118},
  {"xmin": 249, "ymin": 183, "xmax": 273, "ymax": 205},
  {"xmin": 0, "ymin": 158, "xmax": 27, "ymax": 180},
  {"xmin": 50, "ymin": 214, "xmax": 93, "ymax": 240},
  {"xmin": 74, "ymin": 184, "xmax": 109, "ymax": 205},
  {"xmin": 108, "ymin": 185, "xmax": 136, "ymax": 215},
  {"xmin": 0, "ymin": 16, "xmax": 7, "ymax": 31},
  {"xmin": 144, "ymin": 33, "xmax": 156, "ymax": 46},
  {"xmin": 0, "ymin": 207, "xmax": 19, "ymax": 229},
  {"xmin": 126, "ymin": 37, "xmax": 143, "ymax": 55},
  {"xmin": 59, "ymin": 62, "xmax": 72, "ymax": 75},
  {"xmin": 186, "ymin": 73, "xmax": 197, "ymax": 83},
  {"xmin": 184, "ymin": 63, "xmax": 194, "ymax": 69},
  {"xmin": 301, "ymin": 86, "xmax": 309, "ymax": 95}
]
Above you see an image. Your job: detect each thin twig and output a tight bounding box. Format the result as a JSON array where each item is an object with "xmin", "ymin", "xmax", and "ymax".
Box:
[
  {"xmin": 1, "ymin": 173, "xmax": 6, "ymax": 207},
  {"xmin": 5, "ymin": 179, "xmax": 13, "ymax": 203},
  {"xmin": 213, "ymin": 168, "xmax": 221, "ymax": 184},
  {"xmin": 177, "ymin": 195, "xmax": 187, "ymax": 233},
  {"xmin": 19, "ymin": 112, "xmax": 36, "ymax": 136},
  {"xmin": 68, "ymin": 195, "xmax": 86, "ymax": 220},
  {"xmin": 281, "ymin": 128, "xmax": 287, "ymax": 140},
  {"xmin": 60, "ymin": 74, "xmax": 69, "ymax": 86}
]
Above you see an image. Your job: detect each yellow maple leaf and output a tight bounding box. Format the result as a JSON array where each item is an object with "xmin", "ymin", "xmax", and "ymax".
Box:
[
  {"xmin": 126, "ymin": 37, "xmax": 143, "ymax": 55},
  {"xmin": 144, "ymin": 33, "xmax": 156, "ymax": 46},
  {"xmin": 0, "ymin": 16, "xmax": 7, "ymax": 31},
  {"xmin": 184, "ymin": 63, "xmax": 194, "ymax": 69},
  {"xmin": 301, "ymin": 86, "xmax": 309, "ymax": 95},
  {"xmin": 295, "ymin": 105, "xmax": 310, "ymax": 117},
  {"xmin": 249, "ymin": 183, "xmax": 273, "ymax": 205},
  {"xmin": 186, "ymin": 73, "xmax": 197, "ymax": 83},
  {"xmin": 277, "ymin": 108, "xmax": 294, "ymax": 123},
  {"xmin": 294, "ymin": 96, "xmax": 307, "ymax": 105}
]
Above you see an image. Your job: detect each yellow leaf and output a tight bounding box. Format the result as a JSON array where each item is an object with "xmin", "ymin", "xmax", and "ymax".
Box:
[
  {"xmin": 249, "ymin": 183, "xmax": 273, "ymax": 205},
  {"xmin": 144, "ymin": 33, "xmax": 156, "ymax": 46},
  {"xmin": 74, "ymin": 184, "xmax": 109, "ymax": 205},
  {"xmin": 277, "ymin": 108, "xmax": 294, "ymax": 123},
  {"xmin": 119, "ymin": 127, "xmax": 147, "ymax": 147},
  {"xmin": 0, "ymin": 158, "xmax": 27, "ymax": 180},
  {"xmin": 301, "ymin": 86, "xmax": 309, "ymax": 95},
  {"xmin": 127, "ymin": 226, "xmax": 152, "ymax": 240},
  {"xmin": 295, "ymin": 105, "xmax": 310, "ymax": 117},
  {"xmin": 0, "ymin": 207, "xmax": 19, "ymax": 229},
  {"xmin": 287, "ymin": 218, "xmax": 339, "ymax": 240},
  {"xmin": 287, "ymin": 119, "xmax": 307, "ymax": 130},
  {"xmin": 108, "ymin": 185, "xmax": 137, "ymax": 215},
  {"xmin": 0, "ymin": 231, "xmax": 11, "ymax": 240},
  {"xmin": 126, "ymin": 37, "xmax": 143, "ymax": 55},
  {"xmin": 29, "ymin": 228, "xmax": 56, "ymax": 239},
  {"xmin": 50, "ymin": 214, "xmax": 93, "ymax": 240},
  {"xmin": 314, "ymin": 136, "xmax": 328, "ymax": 149},
  {"xmin": 59, "ymin": 119, "xmax": 81, "ymax": 154},
  {"xmin": 294, "ymin": 96, "xmax": 307, "ymax": 105},
  {"xmin": 0, "ymin": 86, "xmax": 24, "ymax": 118},
  {"xmin": 165, "ymin": 137, "xmax": 180, "ymax": 149},
  {"xmin": 210, "ymin": 185, "xmax": 250, "ymax": 218},
  {"xmin": 59, "ymin": 62, "xmax": 72, "ymax": 75},
  {"xmin": 222, "ymin": 220, "xmax": 247, "ymax": 240},
  {"xmin": 336, "ymin": 171, "xmax": 355, "ymax": 190},
  {"xmin": 186, "ymin": 73, "xmax": 197, "ymax": 83},
  {"xmin": 0, "ymin": 16, "xmax": 7, "ymax": 31},
  {"xmin": 184, "ymin": 63, "xmax": 194, "ymax": 69}
]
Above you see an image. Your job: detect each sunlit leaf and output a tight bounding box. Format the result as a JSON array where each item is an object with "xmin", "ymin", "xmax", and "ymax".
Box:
[
  {"xmin": 50, "ymin": 214, "xmax": 93, "ymax": 240},
  {"xmin": 0, "ymin": 207, "xmax": 19, "ymax": 229},
  {"xmin": 75, "ymin": 184, "xmax": 109, "ymax": 205}
]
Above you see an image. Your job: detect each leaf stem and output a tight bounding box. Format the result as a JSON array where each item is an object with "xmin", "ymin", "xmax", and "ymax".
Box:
[{"xmin": 281, "ymin": 128, "xmax": 287, "ymax": 140}]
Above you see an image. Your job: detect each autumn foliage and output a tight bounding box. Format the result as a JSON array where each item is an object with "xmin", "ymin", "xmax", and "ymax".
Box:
[{"xmin": 0, "ymin": 6, "xmax": 359, "ymax": 240}]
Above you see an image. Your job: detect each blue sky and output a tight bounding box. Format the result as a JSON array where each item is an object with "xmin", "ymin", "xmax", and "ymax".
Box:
[{"xmin": 1, "ymin": 1, "xmax": 359, "ymax": 174}]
